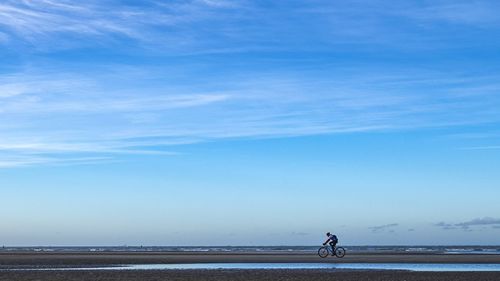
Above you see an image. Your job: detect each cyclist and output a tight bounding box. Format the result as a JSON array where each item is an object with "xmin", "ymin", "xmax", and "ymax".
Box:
[{"xmin": 323, "ymin": 232, "xmax": 338, "ymax": 255}]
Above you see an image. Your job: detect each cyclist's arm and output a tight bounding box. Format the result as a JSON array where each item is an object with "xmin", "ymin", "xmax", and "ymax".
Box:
[{"xmin": 323, "ymin": 238, "xmax": 331, "ymax": 245}]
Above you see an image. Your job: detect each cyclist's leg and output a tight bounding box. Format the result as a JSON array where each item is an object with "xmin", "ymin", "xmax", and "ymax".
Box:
[{"xmin": 329, "ymin": 242, "xmax": 336, "ymax": 255}]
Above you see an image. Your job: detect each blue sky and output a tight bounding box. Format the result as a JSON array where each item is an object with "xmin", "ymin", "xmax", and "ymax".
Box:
[{"xmin": 0, "ymin": 0, "xmax": 500, "ymax": 246}]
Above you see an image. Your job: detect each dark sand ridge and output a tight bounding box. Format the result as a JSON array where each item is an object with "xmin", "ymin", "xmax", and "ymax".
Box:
[
  {"xmin": 1, "ymin": 269, "xmax": 500, "ymax": 281},
  {"xmin": 2, "ymin": 251, "xmax": 500, "ymax": 266}
]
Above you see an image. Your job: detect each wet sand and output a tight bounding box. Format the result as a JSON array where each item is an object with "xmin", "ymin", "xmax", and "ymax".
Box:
[
  {"xmin": 2, "ymin": 251, "xmax": 500, "ymax": 266},
  {"xmin": 2, "ymin": 269, "xmax": 500, "ymax": 281},
  {"xmin": 1, "ymin": 252, "xmax": 500, "ymax": 281}
]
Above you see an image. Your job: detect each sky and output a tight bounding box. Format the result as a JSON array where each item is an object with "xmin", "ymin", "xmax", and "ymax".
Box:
[{"xmin": 0, "ymin": 0, "xmax": 500, "ymax": 246}]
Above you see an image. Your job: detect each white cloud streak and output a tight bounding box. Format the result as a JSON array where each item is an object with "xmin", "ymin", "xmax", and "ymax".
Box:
[
  {"xmin": 1, "ymin": 66, "xmax": 499, "ymax": 167},
  {"xmin": 459, "ymin": 146, "xmax": 500, "ymax": 150}
]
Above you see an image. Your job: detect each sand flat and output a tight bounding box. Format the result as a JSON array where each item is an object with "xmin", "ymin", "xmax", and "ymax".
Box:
[
  {"xmin": 1, "ymin": 269, "xmax": 500, "ymax": 281},
  {"xmin": 2, "ymin": 251, "xmax": 500, "ymax": 266},
  {"xmin": 1, "ymin": 252, "xmax": 500, "ymax": 281}
]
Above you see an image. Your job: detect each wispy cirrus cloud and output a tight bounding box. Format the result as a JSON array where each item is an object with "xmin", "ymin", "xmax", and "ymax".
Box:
[
  {"xmin": 0, "ymin": 1, "xmax": 134, "ymax": 39},
  {"xmin": 0, "ymin": 0, "xmax": 244, "ymax": 50},
  {"xmin": 459, "ymin": 146, "xmax": 500, "ymax": 150},
  {"xmin": 0, "ymin": 154, "xmax": 113, "ymax": 168},
  {"xmin": 402, "ymin": 1, "xmax": 500, "ymax": 26},
  {"xmin": 1, "ymin": 64, "xmax": 500, "ymax": 168},
  {"xmin": 1, "ymin": 1, "xmax": 500, "ymax": 168},
  {"xmin": 2, "ymin": 0, "xmax": 499, "ymax": 53}
]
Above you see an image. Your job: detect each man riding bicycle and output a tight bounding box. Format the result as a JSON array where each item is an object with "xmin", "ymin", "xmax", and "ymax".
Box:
[{"xmin": 323, "ymin": 232, "xmax": 338, "ymax": 255}]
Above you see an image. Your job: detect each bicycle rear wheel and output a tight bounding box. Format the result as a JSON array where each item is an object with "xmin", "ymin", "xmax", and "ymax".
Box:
[
  {"xmin": 335, "ymin": 247, "xmax": 346, "ymax": 258},
  {"xmin": 318, "ymin": 246, "xmax": 329, "ymax": 258}
]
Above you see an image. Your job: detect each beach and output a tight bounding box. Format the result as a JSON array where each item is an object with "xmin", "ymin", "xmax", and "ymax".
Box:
[
  {"xmin": 1, "ymin": 252, "xmax": 500, "ymax": 280},
  {"xmin": 2, "ymin": 269, "xmax": 500, "ymax": 281},
  {"xmin": 2, "ymin": 251, "xmax": 500, "ymax": 266}
]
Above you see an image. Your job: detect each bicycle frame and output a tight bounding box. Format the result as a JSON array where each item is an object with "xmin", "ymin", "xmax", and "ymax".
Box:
[{"xmin": 318, "ymin": 245, "xmax": 346, "ymax": 258}]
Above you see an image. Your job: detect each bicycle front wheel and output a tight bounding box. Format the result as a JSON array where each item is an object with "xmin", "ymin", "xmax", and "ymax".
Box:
[
  {"xmin": 335, "ymin": 247, "xmax": 346, "ymax": 258},
  {"xmin": 318, "ymin": 246, "xmax": 329, "ymax": 258}
]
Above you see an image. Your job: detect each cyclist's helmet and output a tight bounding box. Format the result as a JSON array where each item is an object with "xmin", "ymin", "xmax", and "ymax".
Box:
[{"xmin": 326, "ymin": 232, "xmax": 331, "ymax": 236}]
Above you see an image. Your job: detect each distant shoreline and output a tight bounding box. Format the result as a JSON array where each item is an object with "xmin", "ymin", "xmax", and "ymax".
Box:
[{"xmin": 1, "ymin": 245, "xmax": 499, "ymax": 254}]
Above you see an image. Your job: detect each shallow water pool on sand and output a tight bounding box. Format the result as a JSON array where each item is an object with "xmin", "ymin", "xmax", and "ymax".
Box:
[{"xmin": 11, "ymin": 263, "xmax": 500, "ymax": 272}]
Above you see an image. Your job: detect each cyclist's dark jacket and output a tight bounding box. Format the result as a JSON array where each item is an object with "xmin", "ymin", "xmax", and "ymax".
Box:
[{"xmin": 328, "ymin": 234, "xmax": 338, "ymax": 243}]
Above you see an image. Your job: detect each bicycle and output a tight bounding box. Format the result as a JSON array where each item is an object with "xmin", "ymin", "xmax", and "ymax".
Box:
[{"xmin": 317, "ymin": 244, "xmax": 346, "ymax": 258}]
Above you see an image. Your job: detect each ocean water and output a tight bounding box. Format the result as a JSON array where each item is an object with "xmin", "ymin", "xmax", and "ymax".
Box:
[{"xmin": 1, "ymin": 245, "xmax": 499, "ymax": 254}]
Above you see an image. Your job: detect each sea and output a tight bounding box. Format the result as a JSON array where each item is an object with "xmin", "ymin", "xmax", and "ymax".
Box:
[{"xmin": 1, "ymin": 245, "xmax": 499, "ymax": 254}]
